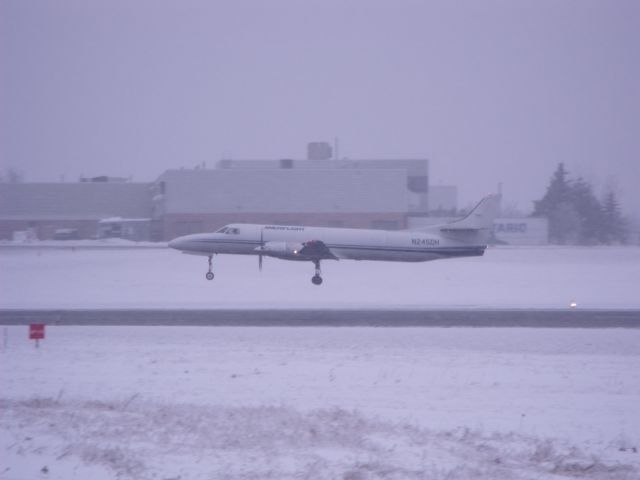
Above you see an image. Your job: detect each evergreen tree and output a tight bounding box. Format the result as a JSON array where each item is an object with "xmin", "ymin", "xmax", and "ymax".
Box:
[
  {"xmin": 533, "ymin": 163, "xmax": 578, "ymax": 243},
  {"xmin": 601, "ymin": 190, "xmax": 628, "ymax": 244},
  {"xmin": 532, "ymin": 164, "xmax": 629, "ymax": 245},
  {"xmin": 533, "ymin": 163, "xmax": 571, "ymax": 216},
  {"xmin": 546, "ymin": 202, "xmax": 580, "ymax": 244},
  {"xmin": 569, "ymin": 178, "xmax": 604, "ymax": 244}
]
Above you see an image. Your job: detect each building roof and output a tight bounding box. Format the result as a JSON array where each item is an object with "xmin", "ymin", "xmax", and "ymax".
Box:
[
  {"xmin": 156, "ymin": 169, "xmax": 409, "ymax": 214},
  {"xmin": 0, "ymin": 183, "xmax": 153, "ymax": 220},
  {"xmin": 216, "ymin": 158, "xmax": 428, "ymax": 175}
]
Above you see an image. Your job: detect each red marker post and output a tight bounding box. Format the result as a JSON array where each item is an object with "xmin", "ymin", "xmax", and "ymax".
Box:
[{"xmin": 29, "ymin": 323, "xmax": 45, "ymax": 348}]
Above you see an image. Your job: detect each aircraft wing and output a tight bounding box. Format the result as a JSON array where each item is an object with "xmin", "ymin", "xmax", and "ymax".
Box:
[{"xmin": 298, "ymin": 240, "xmax": 339, "ymax": 260}]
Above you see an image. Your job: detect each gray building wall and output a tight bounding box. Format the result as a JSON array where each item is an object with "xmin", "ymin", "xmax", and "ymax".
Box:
[
  {"xmin": 157, "ymin": 169, "xmax": 408, "ymax": 214},
  {"xmin": 155, "ymin": 168, "xmax": 410, "ymax": 239},
  {"xmin": 1, "ymin": 158, "xmax": 430, "ymax": 241},
  {"xmin": 217, "ymin": 158, "xmax": 430, "ymax": 213},
  {"xmin": 0, "ymin": 183, "xmax": 153, "ymax": 240}
]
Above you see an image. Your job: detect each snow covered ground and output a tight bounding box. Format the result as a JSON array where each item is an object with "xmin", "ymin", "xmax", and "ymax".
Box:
[
  {"xmin": 1, "ymin": 326, "xmax": 639, "ymax": 479},
  {"xmin": 1, "ymin": 245, "xmax": 640, "ymax": 309},
  {"xmin": 2, "ymin": 246, "xmax": 639, "ymax": 478}
]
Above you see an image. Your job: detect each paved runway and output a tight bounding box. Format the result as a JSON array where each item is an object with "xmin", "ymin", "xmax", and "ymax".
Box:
[{"xmin": 1, "ymin": 308, "xmax": 639, "ymax": 327}]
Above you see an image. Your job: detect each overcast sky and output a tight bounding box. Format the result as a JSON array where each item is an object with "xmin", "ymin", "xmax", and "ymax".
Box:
[{"xmin": 1, "ymin": 0, "xmax": 638, "ymax": 213}]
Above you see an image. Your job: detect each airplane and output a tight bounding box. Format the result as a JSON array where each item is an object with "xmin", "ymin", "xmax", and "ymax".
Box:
[{"xmin": 168, "ymin": 194, "xmax": 500, "ymax": 285}]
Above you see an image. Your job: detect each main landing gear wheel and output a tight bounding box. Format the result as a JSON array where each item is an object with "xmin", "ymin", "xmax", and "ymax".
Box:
[
  {"xmin": 311, "ymin": 260, "xmax": 323, "ymax": 286},
  {"xmin": 205, "ymin": 255, "xmax": 214, "ymax": 281}
]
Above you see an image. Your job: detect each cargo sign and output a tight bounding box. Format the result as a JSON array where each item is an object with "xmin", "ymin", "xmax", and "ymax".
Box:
[
  {"xmin": 494, "ymin": 222, "xmax": 528, "ymax": 233},
  {"xmin": 492, "ymin": 218, "xmax": 549, "ymax": 245}
]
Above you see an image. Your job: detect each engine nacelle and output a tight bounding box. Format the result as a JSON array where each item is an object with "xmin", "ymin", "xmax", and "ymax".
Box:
[{"xmin": 258, "ymin": 241, "xmax": 305, "ymax": 260}]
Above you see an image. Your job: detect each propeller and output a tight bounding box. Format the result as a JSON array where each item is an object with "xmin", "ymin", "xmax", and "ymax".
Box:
[{"xmin": 258, "ymin": 228, "xmax": 264, "ymax": 272}]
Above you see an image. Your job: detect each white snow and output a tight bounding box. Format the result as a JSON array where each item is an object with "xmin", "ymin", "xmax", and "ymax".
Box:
[
  {"xmin": 1, "ymin": 326, "xmax": 640, "ymax": 479},
  {"xmin": 2, "ymin": 246, "xmax": 639, "ymax": 478},
  {"xmin": 1, "ymin": 245, "xmax": 639, "ymax": 309},
  {"xmin": 0, "ymin": 238, "xmax": 165, "ymax": 249}
]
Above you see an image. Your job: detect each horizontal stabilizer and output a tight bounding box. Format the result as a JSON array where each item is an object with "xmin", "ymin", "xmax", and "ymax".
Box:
[
  {"xmin": 412, "ymin": 194, "xmax": 500, "ymax": 244},
  {"xmin": 440, "ymin": 194, "xmax": 501, "ymax": 232}
]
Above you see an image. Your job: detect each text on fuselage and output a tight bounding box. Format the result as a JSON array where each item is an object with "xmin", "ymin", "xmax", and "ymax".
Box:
[
  {"xmin": 265, "ymin": 226, "xmax": 305, "ymax": 231},
  {"xmin": 411, "ymin": 238, "xmax": 440, "ymax": 246}
]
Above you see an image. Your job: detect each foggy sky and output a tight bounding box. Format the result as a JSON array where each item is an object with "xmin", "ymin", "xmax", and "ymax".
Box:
[{"xmin": 1, "ymin": 0, "xmax": 639, "ymax": 213}]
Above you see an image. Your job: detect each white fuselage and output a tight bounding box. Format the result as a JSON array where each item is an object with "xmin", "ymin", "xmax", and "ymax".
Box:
[{"xmin": 168, "ymin": 223, "xmax": 486, "ymax": 262}]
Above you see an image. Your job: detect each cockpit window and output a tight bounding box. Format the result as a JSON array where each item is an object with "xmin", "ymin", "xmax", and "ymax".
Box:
[{"xmin": 216, "ymin": 226, "xmax": 240, "ymax": 234}]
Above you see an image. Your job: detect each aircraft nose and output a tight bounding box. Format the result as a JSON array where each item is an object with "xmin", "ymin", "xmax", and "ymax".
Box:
[{"xmin": 168, "ymin": 237, "xmax": 186, "ymax": 250}]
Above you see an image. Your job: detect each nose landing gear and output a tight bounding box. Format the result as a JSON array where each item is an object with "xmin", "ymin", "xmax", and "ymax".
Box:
[
  {"xmin": 205, "ymin": 255, "xmax": 215, "ymax": 280},
  {"xmin": 311, "ymin": 260, "xmax": 323, "ymax": 285}
]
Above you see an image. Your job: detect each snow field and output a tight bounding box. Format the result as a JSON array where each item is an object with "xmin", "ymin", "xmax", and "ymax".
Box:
[
  {"xmin": 1, "ymin": 326, "xmax": 639, "ymax": 479},
  {"xmin": 1, "ymin": 246, "xmax": 640, "ymax": 309},
  {"xmin": 3, "ymin": 399, "xmax": 637, "ymax": 480}
]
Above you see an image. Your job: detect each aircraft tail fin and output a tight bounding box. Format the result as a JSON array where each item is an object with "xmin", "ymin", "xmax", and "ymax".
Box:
[
  {"xmin": 414, "ymin": 194, "xmax": 501, "ymax": 244},
  {"xmin": 442, "ymin": 194, "xmax": 501, "ymax": 231}
]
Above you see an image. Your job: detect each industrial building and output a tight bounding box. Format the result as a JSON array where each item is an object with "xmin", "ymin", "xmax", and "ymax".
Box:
[
  {"xmin": 215, "ymin": 156, "xmax": 430, "ymax": 214},
  {"xmin": 151, "ymin": 152, "xmax": 431, "ymax": 239},
  {"xmin": 0, "ymin": 150, "xmax": 431, "ymax": 241},
  {"xmin": 0, "ymin": 143, "xmax": 548, "ymax": 244},
  {"xmin": 492, "ymin": 217, "xmax": 549, "ymax": 245},
  {"xmin": 154, "ymin": 167, "xmax": 413, "ymax": 240},
  {"xmin": 0, "ymin": 179, "xmax": 153, "ymax": 241}
]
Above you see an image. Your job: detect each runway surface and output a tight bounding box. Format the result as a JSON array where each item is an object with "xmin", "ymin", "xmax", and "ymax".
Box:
[{"xmin": 1, "ymin": 308, "xmax": 639, "ymax": 327}]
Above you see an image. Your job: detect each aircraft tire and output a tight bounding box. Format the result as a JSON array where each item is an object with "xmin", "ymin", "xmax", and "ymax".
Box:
[
  {"xmin": 206, "ymin": 272, "xmax": 215, "ymax": 280},
  {"xmin": 311, "ymin": 275, "xmax": 323, "ymax": 285}
]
